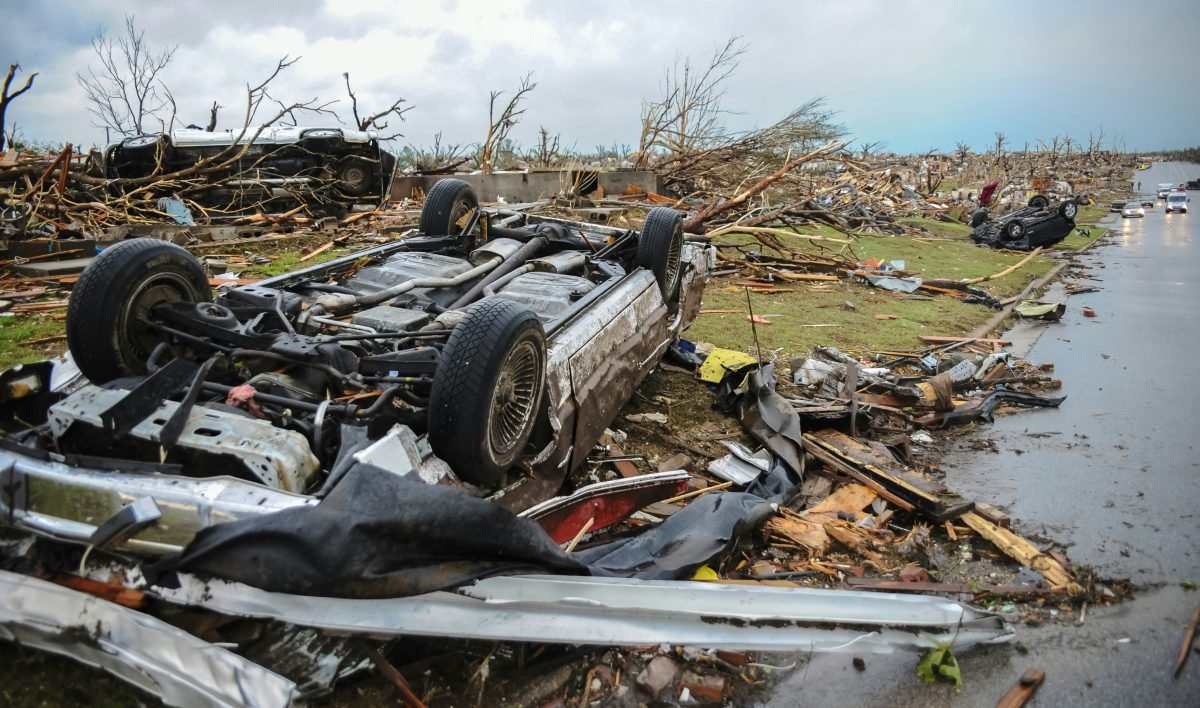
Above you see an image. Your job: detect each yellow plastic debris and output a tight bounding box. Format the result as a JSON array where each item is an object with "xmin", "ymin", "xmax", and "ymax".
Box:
[
  {"xmin": 698, "ymin": 348, "xmax": 757, "ymax": 384},
  {"xmin": 691, "ymin": 565, "xmax": 719, "ymax": 582}
]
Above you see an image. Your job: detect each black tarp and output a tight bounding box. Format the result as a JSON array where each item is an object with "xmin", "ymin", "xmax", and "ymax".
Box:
[
  {"xmin": 576, "ymin": 492, "xmax": 775, "ymax": 579},
  {"xmin": 146, "ymin": 462, "xmax": 589, "ymax": 598},
  {"xmin": 146, "ymin": 462, "xmax": 781, "ymax": 598}
]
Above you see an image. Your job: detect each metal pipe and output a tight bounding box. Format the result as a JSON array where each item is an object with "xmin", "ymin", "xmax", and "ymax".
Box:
[
  {"xmin": 448, "ymin": 236, "xmax": 547, "ymax": 308},
  {"xmin": 311, "ymin": 255, "xmax": 504, "ymax": 316},
  {"xmin": 482, "ymin": 263, "xmax": 535, "ymax": 297},
  {"xmin": 308, "ymin": 316, "xmax": 377, "ymax": 334}
]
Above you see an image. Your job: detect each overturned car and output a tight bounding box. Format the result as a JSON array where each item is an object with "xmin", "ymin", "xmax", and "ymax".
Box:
[
  {"xmin": 104, "ymin": 126, "xmax": 397, "ymax": 209},
  {"xmin": 970, "ymin": 194, "xmax": 1077, "ymax": 250},
  {"xmin": 0, "ymin": 179, "xmax": 1012, "ymax": 705}
]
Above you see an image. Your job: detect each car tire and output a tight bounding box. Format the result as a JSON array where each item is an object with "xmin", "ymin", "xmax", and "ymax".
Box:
[
  {"xmin": 969, "ymin": 209, "xmax": 988, "ymax": 228},
  {"xmin": 419, "ymin": 178, "xmax": 479, "ymax": 237},
  {"xmin": 335, "ymin": 157, "xmax": 373, "ymax": 196},
  {"xmin": 1002, "ymin": 220, "xmax": 1025, "ymax": 239},
  {"xmin": 1058, "ymin": 200, "xmax": 1078, "ymax": 221},
  {"xmin": 636, "ymin": 207, "xmax": 685, "ymax": 304},
  {"xmin": 1028, "ymin": 194, "xmax": 1050, "ymax": 210},
  {"xmin": 428, "ymin": 298, "xmax": 547, "ymax": 487},
  {"xmin": 67, "ymin": 239, "xmax": 212, "ymax": 383}
]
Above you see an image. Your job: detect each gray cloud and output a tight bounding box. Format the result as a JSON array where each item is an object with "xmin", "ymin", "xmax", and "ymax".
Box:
[{"xmin": 3, "ymin": 0, "xmax": 1197, "ymax": 154}]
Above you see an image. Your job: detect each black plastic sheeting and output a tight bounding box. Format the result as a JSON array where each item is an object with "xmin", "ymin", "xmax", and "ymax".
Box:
[
  {"xmin": 576, "ymin": 493, "xmax": 775, "ymax": 579},
  {"xmin": 147, "ymin": 460, "xmax": 782, "ymax": 598},
  {"xmin": 146, "ymin": 463, "xmax": 589, "ymax": 598},
  {"xmin": 940, "ymin": 389, "xmax": 1067, "ymax": 427}
]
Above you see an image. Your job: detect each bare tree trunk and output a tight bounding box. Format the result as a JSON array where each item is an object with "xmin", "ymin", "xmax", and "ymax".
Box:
[{"xmin": 0, "ymin": 63, "xmax": 38, "ymax": 150}]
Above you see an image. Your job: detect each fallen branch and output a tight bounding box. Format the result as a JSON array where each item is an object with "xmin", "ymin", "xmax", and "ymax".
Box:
[{"xmin": 705, "ymin": 223, "xmax": 852, "ymax": 245}]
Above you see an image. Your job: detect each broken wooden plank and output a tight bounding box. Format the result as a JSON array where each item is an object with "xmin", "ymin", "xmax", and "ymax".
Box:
[
  {"xmin": 803, "ymin": 440, "xmax": 915, "ymax": 513},
  {"xmin": 846, "ymin": 578, "xmax": 1057, "ymax": 597},
  {"xmin": 298, "ymin": 241, "xmax": 335, "ymax": 262},
  {"xmin": 1175, "ymin": 607, "xmax": 1199, "ymax": 679},
  {"xmin": 974, "ymin": 501, "xmax": 1011, "ymax": 529},
  {"xmin": 996, "ymin": 668, "xmax": 1046, "ymax": 708},
  {"xmin": 919, "ymin": 336, "xmax": 1011, "ymax": 346},
  {"xmin": 766, "ymin": 483, "xmax": 878, "ymax": 555},
  {"xmin": 961, "ymin": 512, "xmax": 1080, "ymax": 594},
  {"xmin": 0, "ymin": 248, "xmax": 86, "ymax": 268},
  {"xmin": 803, "ymin": 430, "xmax": 973, "ymax": 521}
]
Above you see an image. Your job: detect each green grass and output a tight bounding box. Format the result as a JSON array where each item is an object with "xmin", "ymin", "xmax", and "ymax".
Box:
[
  {"xmin": 0, "ymin": 315, "xmax": 68, "ymax": 370},
  {"xmin": 901, "ymin": 217, "xmax": 973, "ymax": 240},
  {"xmin": 1056, "ymin": 225, "xmax": 1107, "ymax": 251},
  {"xmin": 243, "ymin": 248, "xmax": 346, "ymax": 278},
  {"xmin": 688, "ymin": 226, "xmax": 1055, "ymax": 358}
]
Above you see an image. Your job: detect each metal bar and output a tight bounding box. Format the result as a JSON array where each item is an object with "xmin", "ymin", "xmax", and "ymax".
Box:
[
  {"xmin": 0, "ymin": 570, "xmax": 297, "ymax": 708},
  {"xmin": 158, "ymin": 573, "xmax": 1013, "ymax": 653}
]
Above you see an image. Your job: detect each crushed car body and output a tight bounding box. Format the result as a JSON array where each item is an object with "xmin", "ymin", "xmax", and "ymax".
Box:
[
  {"xmin": 0, "ymin": 179, "xmax": 1013, "ymax": 704},
  {"xmin": 103, "ymin": 126, "xmax": 398, "ymax": 209},
  {"xmin": 970, "ymin": 194, "xmax": 1078, "ymax": 250}
]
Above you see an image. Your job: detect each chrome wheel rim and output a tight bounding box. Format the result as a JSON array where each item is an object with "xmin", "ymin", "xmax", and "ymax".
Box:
[
  {"xmin": 664, "ymin": 224, "xmax": 683, "ymax": 294},
  {"xmin": 487, "ymin": 337, "xmax": 543, "ymax": 456}
]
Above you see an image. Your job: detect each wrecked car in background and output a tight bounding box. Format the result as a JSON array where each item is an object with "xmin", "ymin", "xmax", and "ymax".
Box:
[
  {"xmin": 971, "ymin": 194, "xmax": 1077, "ymax": 250},
  {"xmin": 0, "ymin": 179, "xmax": 1013, "ymax": 705},
  {"xmin": 104, "ymin": 126, "xmax": 398, "ymax": 209}
]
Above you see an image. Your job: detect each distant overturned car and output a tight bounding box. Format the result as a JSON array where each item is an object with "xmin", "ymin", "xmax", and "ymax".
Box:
[
  {"xmin": 104, "ymin": 126, "xmax": 398, "ymax": 210},
  {"xmin": 971, "ymin": 194, "xmax": 1077, "ymax": 250}
]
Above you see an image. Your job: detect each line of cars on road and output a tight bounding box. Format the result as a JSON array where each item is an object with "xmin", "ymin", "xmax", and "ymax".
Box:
[{"xmin": 1114, "ymin": 181, "xmax": 1194, "ymax": 218}]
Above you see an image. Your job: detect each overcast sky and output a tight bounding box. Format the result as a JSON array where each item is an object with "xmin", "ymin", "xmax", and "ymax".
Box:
[{"xmin": 5, "ymin": 0, "xmax": 1197, "ymax": 155}]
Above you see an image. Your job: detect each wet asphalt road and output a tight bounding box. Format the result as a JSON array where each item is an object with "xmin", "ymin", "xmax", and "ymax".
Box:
[{"xmin": 766, "ymin": 163, "xmax": 1200, "ymax": 707}]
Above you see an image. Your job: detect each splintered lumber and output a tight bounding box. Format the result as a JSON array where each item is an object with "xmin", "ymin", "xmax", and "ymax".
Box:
[
  {"xmin": 961, "ymin": 512, "xmax": 1081, "ymax": 595},
  {"xmin": 919, "ymin": 336, "xmax": 1011, "ymax": 346},
  {"xmin": 1175, "ymin": 607, "xmax": 1199, "ymax": 679},
  {"xmin": 765, "ymin": 483, "xmax": 877, "ymax": 554},
  {"xmin": 765, "ymin": 272, "xmax": 840, "ymax": 282},
  {"xmin": 298, "ymin": 241, "xmax": 335, "ymax": 262},
  {"xmin": 802, "ymin": 430, "xmax": 973, "ymax": 521},
  {"xmin": 846, "ymin": 578, "xmax": 1055, "ymax": 597},
  {"xmin": 705, "ymin": 223, "xmax": 853, "ymax": 245},
  {"xmin": 996, "ymin": 668, "xmax": 1046, "ymax": 708}
]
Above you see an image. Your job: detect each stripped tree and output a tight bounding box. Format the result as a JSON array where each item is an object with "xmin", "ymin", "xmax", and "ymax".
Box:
[
  {"xmin": 342, "ymin": 72, "xmax": 412, "ymax": 138},
  {"xmin": 0, "ymin": 63, "xmax": 38, "ymax": 150},
  {"xmin": 76, "ymin": 15, "xmax": 177, "ymax": 140},
  {"xmin": 479, "ymin": 73, "xmax": 536, "ymax": 174}
]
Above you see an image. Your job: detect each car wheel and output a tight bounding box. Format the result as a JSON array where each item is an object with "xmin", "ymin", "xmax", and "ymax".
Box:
[
  {"xmin": 1028, "ymin": 194, "xmax": 1050, "ymax": 210},
  {"xmin": 67, "ymin": 239, "xmax": 212, "ymax": 383},
  {"xmin": 969, "ymin": 208, "xmax": 988, "ymax": 228},
  {"xmin": 1058, "ymin": 200, "xmax": 1078, "ymax": 221},
  {"xmin": 335, "ymin": 157, "xmax": 373, "ymax": 196},
  {"xmin": 636, "ymin": 207, "xmax": 685, "ymax": 304},
  {"xmin": 428, "ymin": 298, "xmax": 547, "ymax": 487},
  {"xmin": 1002, "ymin": 220, "xmax": 1025, "ymax": 239},
  {"xmin": 419, "ymin": 178, "xmax": 479, "ymax": 237}
]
